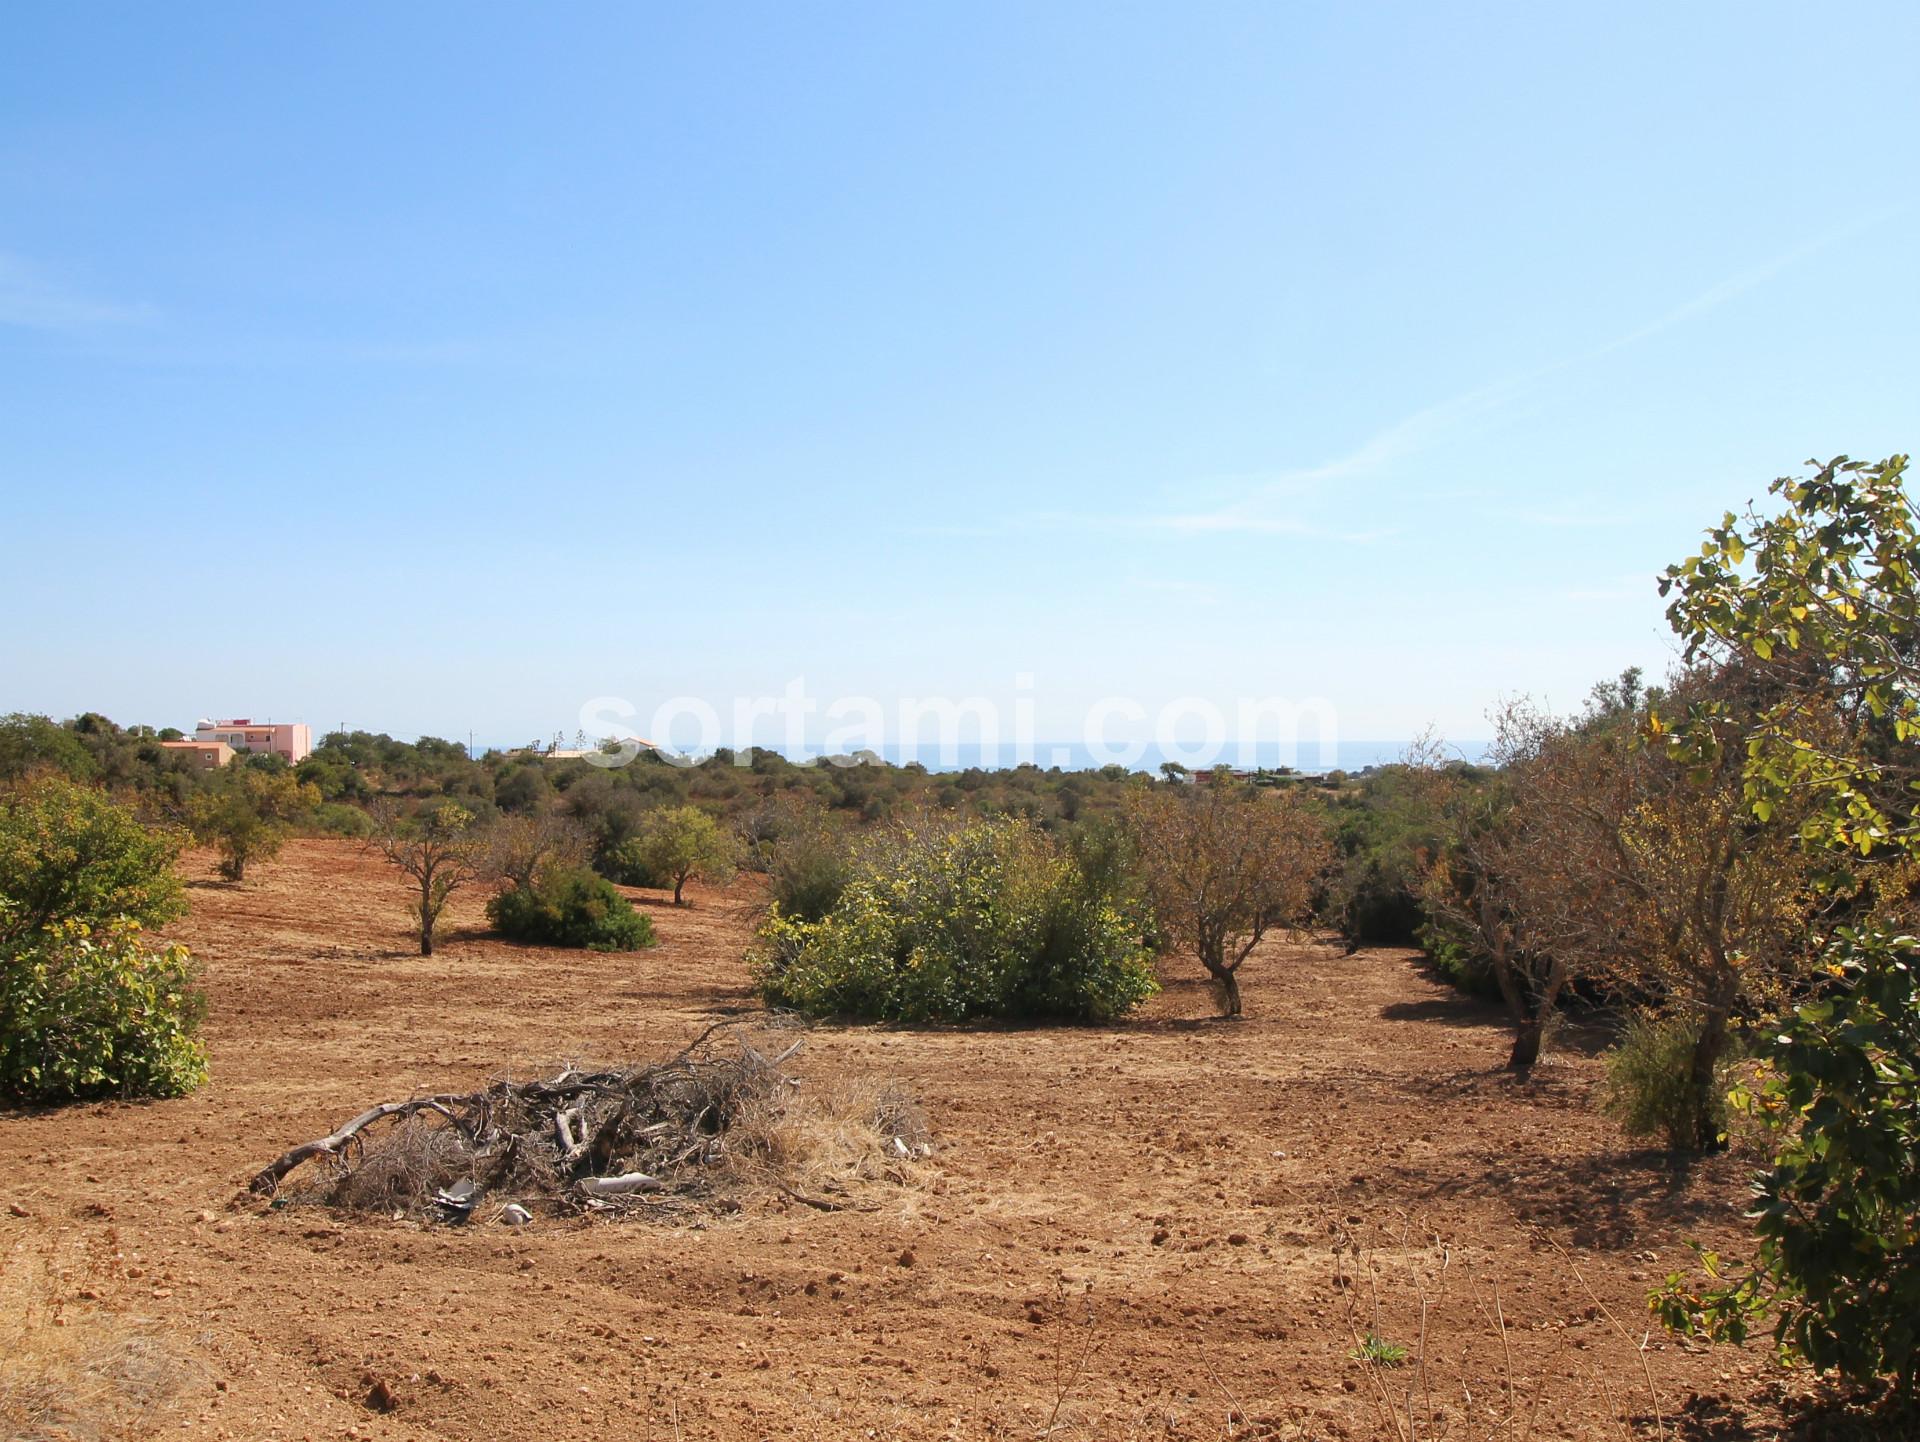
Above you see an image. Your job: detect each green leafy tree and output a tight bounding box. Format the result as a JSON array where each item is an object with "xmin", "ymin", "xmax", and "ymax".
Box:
[
  {"xmin": 185, "ymin": 768, "xmax": 319, "ymax": 881},
  {"xmin": 1654, "ymin": 454, "xmax": 1920, "ymax": 1395},
  {"xmin": 0, "ymin": 776, "xmax": 184, "ymax": 946},
  {"xmin": 0, "ymin": 783, "xmax": 203, "ymax": 1103},
  {"xmin": 617, "ymin": 805, "xmax": 738, "ymax": 906}
]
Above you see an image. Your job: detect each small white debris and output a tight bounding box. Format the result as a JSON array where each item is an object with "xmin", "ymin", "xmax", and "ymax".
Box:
[{"xmin": 578, "ymin": 1172, "xmax": 663, "ymax": 1198}]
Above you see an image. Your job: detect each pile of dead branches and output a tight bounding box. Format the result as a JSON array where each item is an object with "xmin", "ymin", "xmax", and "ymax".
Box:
[{"xmin": 248, "ymin": 1021, "xmax": 927, "ymax": 1222}]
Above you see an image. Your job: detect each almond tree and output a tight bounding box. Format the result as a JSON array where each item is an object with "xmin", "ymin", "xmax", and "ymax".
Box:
[
  {"xmin": 1126, "ymin": 776, "xmax": 1330, "ymax": 1017},
  {"xmin": 1498, "ymin": 667, "xmax": 1819, "ymax": 1147},
  {"xmin": 370, "ymin": 802, "xmax": 483, "ymax": 956},
  {"xmin": 1417, "ymin": 732, "xmax": 1570, "ymax": 1074},
  {"xmin": 481, "ymin": 810, "xmax": 589, "ymax": 895}
]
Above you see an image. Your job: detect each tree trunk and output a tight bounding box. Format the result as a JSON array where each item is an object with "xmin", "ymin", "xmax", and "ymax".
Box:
[
  {"xmin": 1688, "ymin": 1004, "xmax": 1731, "ymax": 1152},
  {"xmin": 673, "ymin": 874, "xmax": 687, "ymax": 906},
  {"xmin": 1506, "ymin": 1016, "xmax": 1543, "ymax": 1074},
  {"xmin": 420, "ymin": 895, "xmax": 435, "ymax": 956},
  {"xmin": 1209, "ymin": 966, "xmax": 1242, "ymax": 1018}
]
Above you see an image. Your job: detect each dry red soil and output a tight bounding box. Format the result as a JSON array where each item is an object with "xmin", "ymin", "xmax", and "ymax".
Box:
[{"xmin": 0, "ymin": 840, "xmax": 1831, "ymax": 1440}]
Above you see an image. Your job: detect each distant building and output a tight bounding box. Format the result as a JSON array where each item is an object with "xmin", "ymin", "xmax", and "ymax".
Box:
[
  {"xmin": 537, "ymin": 739, "xmax": 658, "ymax": 762},
  {"xmin": 159, "ymin": 739, "xmax": 236, "ymax": 770},
  {"xmin": 193, "ymin": 718, "xmax": 313, "ymax": 764}
]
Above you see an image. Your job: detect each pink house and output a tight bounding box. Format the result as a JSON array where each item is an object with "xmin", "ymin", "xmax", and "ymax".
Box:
[{"xmin": 193, "ymin": 718, "xmax": 313, "ymax": 764}]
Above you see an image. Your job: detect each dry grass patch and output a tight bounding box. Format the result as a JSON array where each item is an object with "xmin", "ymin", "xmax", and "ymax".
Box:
[{"xmin": 0, "ymin": 1240, "xmax": 196, "ymax": 1442}]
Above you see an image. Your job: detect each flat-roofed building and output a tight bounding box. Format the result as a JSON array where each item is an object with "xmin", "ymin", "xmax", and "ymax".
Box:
[
  {"xmin": 192, "ymin": 718, "xmax": 313, "ymax": 764},
  {"xmin": 159, "ymin": 739, "xmax": 236, "ymax": 770}
]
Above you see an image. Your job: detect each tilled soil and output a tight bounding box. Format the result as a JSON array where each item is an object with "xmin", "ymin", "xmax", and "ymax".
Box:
[{"xmin": 0, "ymin": 840, "xmax": 1822, "ymax": 1439}]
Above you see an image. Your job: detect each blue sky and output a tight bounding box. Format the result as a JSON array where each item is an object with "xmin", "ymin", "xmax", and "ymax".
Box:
[{"xmin": 2, "ymin": 3, "xmax": 1915, "ymax": 753}]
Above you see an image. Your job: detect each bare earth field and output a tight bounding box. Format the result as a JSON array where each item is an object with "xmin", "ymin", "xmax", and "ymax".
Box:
[{"xmin": 0, "ymin": 840, "xmax": 1824, "ymax": 1440}]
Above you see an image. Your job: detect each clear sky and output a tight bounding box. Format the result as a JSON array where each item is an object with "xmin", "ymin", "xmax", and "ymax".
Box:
[{"xmin": 3, "ymin": 3, "xmax": 1915, "ymax": 753}]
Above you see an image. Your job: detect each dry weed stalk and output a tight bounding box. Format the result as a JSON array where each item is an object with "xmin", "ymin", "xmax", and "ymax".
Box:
[
  {"xmin": 0, "ymin": 1237, "xmax": 197, "ymax": 1442},
  {"xmin": 1334, "ymin": 1216, "xmax": 1661, "ymax": 1442}
]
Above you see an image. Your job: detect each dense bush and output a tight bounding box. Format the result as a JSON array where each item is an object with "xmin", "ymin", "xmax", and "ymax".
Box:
[
  {"xmin": 0, "ymin": 912, "xmax": 207, "ymax": 1101},
  {"xmin": 752, "ymin": 801, "xmax": 853, "ymax": 923},
  {"xmin": 1600, "ymin": 1011, "xmax": 1738, "ymax": 1150},
  {"xmin": 310, "ymin": 802, "xmax": 372, "ymax": 837},
  {"xmin": 751, "ymin": 817, "xmax": 1156, "ymax": 1023},
  {"xmin": 486, "ymin": 866, "xmax": 656, "ymax": 952},
  {"xmin": 0, "ymin": 776, "xmax": 184, "ymax": 945},
  {"xmin": 1657, "ymin": 928, "xmax": 1920, "ymax": 1393}
]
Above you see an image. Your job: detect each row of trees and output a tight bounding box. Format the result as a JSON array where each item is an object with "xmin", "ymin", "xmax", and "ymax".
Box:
[{"xmin": 1319, "ymin": 455, "xmax": 1918, "ymax": 1397}]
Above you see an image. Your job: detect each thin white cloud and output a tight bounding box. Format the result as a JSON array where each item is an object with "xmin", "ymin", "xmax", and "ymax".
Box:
[
  {"xmin": 0, "ymin": 252, "xmax": 156, "ymax": 332},
  {"xmin": 1097, "ymin": 223, "xmax": 1863, "ymax": 539}
]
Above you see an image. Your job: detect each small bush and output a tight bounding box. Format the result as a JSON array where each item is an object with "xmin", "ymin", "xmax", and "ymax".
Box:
[
  {"xmin": 600, "ymin": 836, "xmax": 665, "ymax": 887},
  {"xmin": 486, "ymin": 866, "xmax": 657, "ymax": 952},
  {"xmin": 0, "ymin": 917, "xmax": 208, "ymax": 1102},
  {"xmin": 184, "ymin": 769, "xmax": 317, "ymax": 880},
  {"xmin": 759, "ymin": 812, "xmax": 852, "ymax": 923},
  {"xmin": 1417, "ymin": 923, "xmax": 1502, "ymax": 999},
  {"xmin": 1600, "ymin": 1011, "xmax": 1736, "ymax": 1150},
  {"xmin": 310, "ymin": 802, "xmax": 371, "ymax": 838},
  {"xmin": 751, "ymin": 817, "xmax": 1157, "ymax": 1023}
]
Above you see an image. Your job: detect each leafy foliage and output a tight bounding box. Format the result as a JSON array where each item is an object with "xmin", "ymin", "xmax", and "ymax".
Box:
[
  {"xmin": 751, "ymin": 816, "xmax": 1157, "ymax": 1023},
  {"xmin": 1600, "ymin": 1011, "xmax": 1738, "ymax": 1151},
  {"xmin": 0, "ymin": 712, "xmax": 96, "ymax": 783},
  {"xmin": 0, "ymin": 777, "xmax": 184, "ymax": 946},
  {"xmin": 1652, "ymin": 455, "xmax": 1920, "ymax": 1394},
  {"xmin": 1662, "ymin": 454, "xmax": 1918, "ymax": 859},
  {"xmin": 746, "ymin": 793, "xmax": 854, "ymax": 923},
  {"xmin": 0, "ymin": 914, "xmax": 207, "ymax": 1102},
  {"xmin": 613, "ymin": 805, "xmax": 739, "ymax": 905},
  {"xmin": 486, "ymin": 866, "xmax": 656, "ymax": 952},
  {"xmin": 184, "ymin": 768, "xmax": 318, "ymax": 880},
  {"xmin": 1655, "ymin": 928, "xmax": 1920, "ymax": 1393}
]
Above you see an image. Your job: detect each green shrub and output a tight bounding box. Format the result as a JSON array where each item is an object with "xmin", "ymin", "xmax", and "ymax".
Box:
[
  {"xmin": 600, "ymin": 834, "xmax": 666, "ymax": 887},
  {"xmin": 1600, "ymin": 1011, "xmax": 1737, "ymax": 1150},
  {"xmin": 0, "ymin": 777, "xmax": 184, "ymax": 946},
  {"xmin": 310, "ymin": 802, "xmax": 372, "ymax": 838},
  {"xmin": 486, "ymin": 866, "xmax": 657, "ymax": 952},
  {"xmin": 1416, "ymin": 922, "xmax": 1501, "ymax": 999},
  {"xmin": 1656, "ymin": 929, "xmax": 1920, "ymax": 1395},
  {"xmin": 750, "ymin": 817, "xmax": 1157, "ymax": 1023},
  {"xmin": 759, "ymin": 812, "xmax": 853, "ymax": 923},
  {"xmin": 0, "ymin": 915, "xmax": 208, "ymax": 1101}
]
